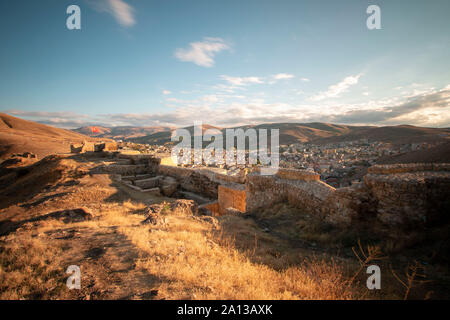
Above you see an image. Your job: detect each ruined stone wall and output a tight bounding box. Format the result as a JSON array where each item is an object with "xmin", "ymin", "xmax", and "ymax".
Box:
[
  {"xmin": 367, "ymin": 163, "xmax": 450, "ymax": 174},
  {"xmin": 148, "ymin": 158, "xmax": 450, "ymax": 228},
  {"xmin": 364, "ymin": 164, "xmax": 450, "ymax": 226},
  {"xmin": 246, "ymin": 171, "xmax": 335, "ymax": 218},
  {"xmin": 218, "ymin": 184, "xmax": 247, "ymax": 215},
  {"xmin": 157, "ymin": 165, "xmax": 219, "ymax": 198},
  {"xmin": 246, "ymin": 165, "xmax": 450, "ymax": 227}
]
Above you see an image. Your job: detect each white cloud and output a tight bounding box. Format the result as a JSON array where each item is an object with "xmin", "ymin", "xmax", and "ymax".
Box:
[
  {"xmin": 310, "ymin": 74, "xmax": 362, "ymax": 101},
  {"xmin": 300, "ymin": 78, "xmax": 310, "ymax": 82},
  {"xmin": 174, "ymin": 37, "xmax": 230, "ymax": 67},
  {"xmin": 89, "ymin": 0, "xmax": 136, "ymax": 27},
  {"xmin": 7, "ymin": 84, "xmax": 449, "ymax": 129},
  {"xmin": 220, "ymin": 75, "xmax": 263, "ymax": 86},
  {"xmin": 162, "ymin": 90, "xmax": 172, "ymax": 95},
  {"xmin": 201, "ymin": 95, "xmax": 220, "ymax": 103},
  {"xmin": 273, "ymin": 73, "xmax": 295, "ymax": 80}
]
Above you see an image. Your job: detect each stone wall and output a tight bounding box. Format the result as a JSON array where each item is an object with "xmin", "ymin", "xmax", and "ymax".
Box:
[
  {"xmin": 364, "ymin": 164, "xmax": 450, "ymax": 226},
  {"xmin": 147, "ymin": 158, "xmax": 450, "ymax": 228},
  {"xmin": 246, "ymin": 164, "xmax": 450, "ymax": 227},
  {"xmin": 367, "ymin": 163, "xmax": 450, "ymax": 174},
  {"xmin": 218, "ymin": 183, "xmax": 247, "ymax": 215},
  {"xmin": 246, "ymin": 170, "xmax": 334, "ymax": 218},
  {"xmin": 157, "ymin": 165, "xmax": 219, "ymax": 198}
]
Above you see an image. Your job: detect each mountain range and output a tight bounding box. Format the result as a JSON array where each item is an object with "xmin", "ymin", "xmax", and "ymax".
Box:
[
  {"xmin": 1, "ymin": 113, "xmax": 449, "ymax": 160},
  {"xmin": 74, "ymin": 122, "xmax": 450, "ymax": 146}
]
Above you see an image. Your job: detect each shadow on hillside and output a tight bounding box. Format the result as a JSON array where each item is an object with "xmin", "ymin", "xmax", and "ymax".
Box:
[{"xmin": 0, "ymin": 208, "xmax": 91, "ymax": 237}]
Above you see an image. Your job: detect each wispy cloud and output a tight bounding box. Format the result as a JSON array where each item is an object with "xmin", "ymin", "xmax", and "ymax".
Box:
[
  {"xmin": 273, "ymin": 73, "xmax": 295, "ymax": 80},
  {"xmin": 101, "ymin": 85, "xmax": 450, "ymax": 128},
  {"xmin": 88, "ymin": 0, "xmax": 136, "ymax": 27},
  {"xmin": 174, "ymin": 37, "xmax": 230, "ymax": 67},
  {"xmin": 310, "ymin": 74, "xmax": 362, "ymax": 101},
  {"xmin": 220, "ymin": 75, "xmax": 263, "ymax": 86},
  {"xmin": 162, "ymin": 90, "xmax": 172, "ymax": 95},
  {"xmin": 5, "ymin": 85, "xmax": 449, "ymax": 129},
  {"xmin": 330, "ymin": 87, "xmax": 450, "ymax": 125}
]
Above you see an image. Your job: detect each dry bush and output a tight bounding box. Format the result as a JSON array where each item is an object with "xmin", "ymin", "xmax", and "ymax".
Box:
[{"xmin": 390, "ymin": 260, "xmax": 430, "ymax": 300}]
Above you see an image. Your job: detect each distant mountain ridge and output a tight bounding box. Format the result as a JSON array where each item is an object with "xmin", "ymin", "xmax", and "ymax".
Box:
[
  {"xmin": 1, "ymin": 112, "xmax": 449, "ymax": 160},
  {"xmin": 103, "ymin": 122, "xmax": 449, "ymax": 146},
  {"xmin": 73, "ymin": 125, "xmax": 173, "ymax": 140}
]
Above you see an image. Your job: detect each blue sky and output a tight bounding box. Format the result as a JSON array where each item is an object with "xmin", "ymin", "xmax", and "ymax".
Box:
[{"xmin": 0, "ymin": 0, "xmax": 449, "ymax": 128}]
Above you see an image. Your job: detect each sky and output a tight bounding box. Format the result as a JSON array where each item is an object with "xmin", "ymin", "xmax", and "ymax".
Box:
[{"xmin": 0, "ymin": 0, "xmax": 449, "ymax": 129}]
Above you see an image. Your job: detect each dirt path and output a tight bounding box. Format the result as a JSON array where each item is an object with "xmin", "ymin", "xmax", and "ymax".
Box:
[{"xmin": 43, "ymin": 224, "xmax": 162, "ymax": 300}]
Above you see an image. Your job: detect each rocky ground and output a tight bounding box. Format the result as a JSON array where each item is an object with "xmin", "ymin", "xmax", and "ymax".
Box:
[{"xmin": 0, "ymin": 153, "xmax": 448, "ymax": 299}]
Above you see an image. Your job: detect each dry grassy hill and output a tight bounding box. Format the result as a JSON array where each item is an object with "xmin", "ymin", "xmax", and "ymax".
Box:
[
  {"xmin": 74, "ymin": 125, "xmax": 174, "ymax": 140},
  {"xmin": 128, "ymin": 122, "xmax": 362, "ymax": 146},
  {"xmin": 377, "ymin": 141, "xmax": 450, "ymax": 164},
  {"xmin": 314, "ymin": 125, "xmax": 450, "ymax": 145},
  {"xmin": 129, "ymin": 124, "xmax": 222, "ymax": 145},
  {"xmin": 126, "ymin": 122, "xmax": 449, "ymax": 147},
  {"xmin": 1, "ymin": 153, "xmax": 448, "ymax": 299},
  {"xmin": 0, "ymin": 113, "xmax": 101, "ymax": 160}
]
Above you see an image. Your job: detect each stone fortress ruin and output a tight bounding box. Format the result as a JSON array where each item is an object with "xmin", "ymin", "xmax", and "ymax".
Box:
[{"xmin": 88, "ymin": 149, "xmax": 450, "ymax": 229}]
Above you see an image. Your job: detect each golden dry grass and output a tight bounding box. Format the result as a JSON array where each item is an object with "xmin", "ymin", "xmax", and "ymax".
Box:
[
  {"xmin": 0, "ymin": 236, "xmax": 66, "ymax": 299},
  {"xmin": 96, "ymin": 201, "xmax": 358, "ymax": 300},
  {"xmin": 2, "ymin": 155, "xmax": 444, "ymax": 300}
]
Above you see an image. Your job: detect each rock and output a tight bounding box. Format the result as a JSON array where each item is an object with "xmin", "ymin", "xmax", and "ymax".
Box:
[
  {"xmin": 70, "ymin": 143, "xmax": 83, "ymax": 153},
  {"xmin": 94, "ymin": 141, "xmax": 118, "ymax": 152},
  {"xmin": 224, "ymin": 207, "xmax": 244, "ymax": 216},
  {"xmin": 104, "ymin": 141, "xmax": 118, "ymax": 151},
  {"xmin": 150, "ymin": 290, "xmax": 158, "ymax": 296},
  {"xmin": 134, "ymin": 176, "xmax": 160, "ymax": 189},
  {"xmin": 0, "ymin": 157, "xmax": 22, "ymax": 167},
  {"xmin": 141, "ymin": 213, "xmax": 167, "ymax": 226},
  {"xmin": 51, "ymin": 208, "xmax": 92, "ymax": 223},
  {"xmin": 12, "ymin": 152, "xmax": 37, "ymax": 159},
  {"xmin": 143, "ymin": 199, "xmax": 198, "ymax": 218},
  {"xmin": 94, "ymin": 143, "xmax": 106, "ymax": 152},
  {"xmin": 170, "ymin": 199, "xmax": 198, "ymax": 216},
  {"xmin": 160, "ymin": 176, "xmax": 178, "ymax": 197},
  {"xmin": 81, "ymin": 141, "xmax": 95, "ymax": 152},
  {"xmin": 196, "ymin": 216, "xmax": 219, "ymax": 229}
]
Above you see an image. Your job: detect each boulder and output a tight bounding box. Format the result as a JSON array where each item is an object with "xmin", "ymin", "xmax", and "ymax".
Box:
[
  {"xmin": 160, "ymin": 176, "xmax": 178, "ymax": 197},
  {"xmin": 143, "ymin": 199, "xmax": 197, "ymax": 217},
  {"xmin": 170, "ymin": 199, "xmax": 198, "ymax": 216},
  {"xmin": 95, "ymin": 141, "xmax": 118, "ymax": 152},
  {"xmin": 70, "ymin": 143, "xmax": 84, "ymax": 153},
  {"xmin": 94, "ymin": 143, "xmax": 106, "ymax": 152},
  {"xmin": 81, "ymin": 141, "xmax": 95, "ymax": 152},
  {"xmin": 141, "ymin": 212, "xmax": 167, "ymax": 226}
]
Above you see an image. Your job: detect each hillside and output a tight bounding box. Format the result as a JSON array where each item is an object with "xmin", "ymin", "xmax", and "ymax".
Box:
[
  {"xmin": 128, "ymin": 123, "xmax": 367, "ymax": 146},
  {"xmin": 377, "ymin": 141, "xmax": 450, "ymax": 164},
  {"xmin": 235, "ymin": 123, "xmax": 372, "ymax": 145},
  {"xmin": 73, "ymin": 125, "xmax": 173, "ymax": 140},
  {"xmin": 313, "ymin": 125, "xmax": 450, "ymax": 145},
  {"xmin": 0, "ymin": 113, "xmax": 100, "ymax": 159},
  {"xmin": 126, "ymin": 122, "xmax": 449, "ymax": 146},
  {"xmin": 129, "ymin": 124, "xmax": 222, "ymax": 145}
]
